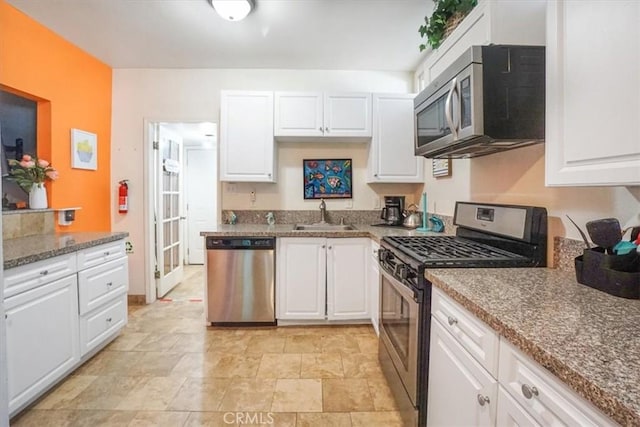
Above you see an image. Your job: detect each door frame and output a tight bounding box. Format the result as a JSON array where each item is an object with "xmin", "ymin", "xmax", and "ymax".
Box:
[{"xmin": 142, "ymin": 118, "xmax": 218, "ymax": 303}]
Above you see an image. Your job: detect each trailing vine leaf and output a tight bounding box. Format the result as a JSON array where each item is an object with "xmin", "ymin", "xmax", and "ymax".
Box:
[{"xmin": 419, "ymin": 0, "xmax": 477, "ymax": 51}]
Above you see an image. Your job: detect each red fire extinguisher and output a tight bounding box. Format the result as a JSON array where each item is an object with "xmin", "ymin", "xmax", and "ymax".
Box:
[{"xmin": 118, "ymin": 180, "xmax": 129, "ymax": 214}]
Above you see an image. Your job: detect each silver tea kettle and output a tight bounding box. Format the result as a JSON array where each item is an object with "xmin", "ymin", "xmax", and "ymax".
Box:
[{"xmin": 403, "ymin": 204, "xmax": 423, "ymax": 229}]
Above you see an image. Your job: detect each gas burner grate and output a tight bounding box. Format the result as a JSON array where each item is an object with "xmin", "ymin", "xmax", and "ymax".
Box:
[{"xmin": 385, "ymin": 235, "xmax": 526, "ymax": 267}]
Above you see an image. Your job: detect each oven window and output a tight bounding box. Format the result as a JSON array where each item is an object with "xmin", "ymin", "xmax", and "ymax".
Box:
[
  {"xmin": 416, "ymin": 93, "xmax": 450, "ymax": 147},
  {"xmin": 381, "ymin": 275, "xmax": 411, "ymax": 370}
]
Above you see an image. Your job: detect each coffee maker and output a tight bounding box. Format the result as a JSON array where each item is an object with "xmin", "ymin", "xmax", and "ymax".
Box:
[{"xmin": 379, "ymin": 196, "xmax": 405, "ymax": 226}]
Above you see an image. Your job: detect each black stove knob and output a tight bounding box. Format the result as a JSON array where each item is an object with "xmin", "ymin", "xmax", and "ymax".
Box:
[{"xmin": 396, "ymin": 264, "xmax": 408, "ymax": 279}]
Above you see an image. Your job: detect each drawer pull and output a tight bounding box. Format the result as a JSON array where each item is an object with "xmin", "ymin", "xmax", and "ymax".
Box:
[
  {"xmin": 106, "ymin": 317, "xmax": 112, "ymax": 323},
  {"xmin": 104, "ymin": 251, "xmax": 110, "ymax": 256},
  {"xmin": 447, "ymin": 316, "xmax": 458, "ymax": 326},
  {"xmin": 477, "ymin": 394, "xmax": 490, "ymax": 406},
  {"xmin": 106, "ymin": 282, "xmax": 113, "ymax": 287},
  {"xmin": 521, "ymin": 384, "xmax": 539, "ymax": 399},
  {"xmin": 39, "ymin": 270, "xmax": 49, "ymax": 276}
]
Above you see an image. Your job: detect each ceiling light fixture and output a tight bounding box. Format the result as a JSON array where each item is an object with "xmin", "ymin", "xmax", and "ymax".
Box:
[{"xmin": 210, "ymin": 0, "xmax": 254, "ymax": 22}]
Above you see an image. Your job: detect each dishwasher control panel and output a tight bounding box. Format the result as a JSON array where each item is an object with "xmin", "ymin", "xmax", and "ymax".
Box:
[{"xmin": 206, "ymin": 237, "xmax": 275, "ymax": 250}]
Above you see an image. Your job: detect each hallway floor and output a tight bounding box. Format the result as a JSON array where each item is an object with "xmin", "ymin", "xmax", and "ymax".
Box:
[{"xmin": 11, "ymin": 266, "xmax": 403, "ymax": 426}]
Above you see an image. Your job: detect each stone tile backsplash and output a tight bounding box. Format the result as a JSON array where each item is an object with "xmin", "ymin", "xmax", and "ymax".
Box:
[{"xmin": 2, "ymin": 209, "xmax": 55, "ymax": 240}]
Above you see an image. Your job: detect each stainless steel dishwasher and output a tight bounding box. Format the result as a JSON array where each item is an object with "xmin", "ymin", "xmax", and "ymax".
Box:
[{"xmin": 205, "ymin": 236, "xmax": 276, "ymax": 326}]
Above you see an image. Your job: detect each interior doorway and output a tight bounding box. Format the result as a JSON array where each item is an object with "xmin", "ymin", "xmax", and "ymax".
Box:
[{"xmin": 145, "ymin": 121, "xmax": 217, "ymax": 300}]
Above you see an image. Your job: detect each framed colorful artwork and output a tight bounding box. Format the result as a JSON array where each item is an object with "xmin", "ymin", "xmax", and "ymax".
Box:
[
  {"xmin": 303, "ymin": 159, "xmax": 352, "ymax": 199},
  {"xmin": 71, "ymin": 128, "xmax": 97, "ymax": 170}
]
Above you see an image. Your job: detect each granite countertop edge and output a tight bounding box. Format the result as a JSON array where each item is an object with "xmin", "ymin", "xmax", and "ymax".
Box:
[
  {"xmin": 4, "ymin": 232, "xmax": 130, "ymax": 270},
  {"xmin": 426, "ymin": 269, "xmax": 639, "ymax": 427}
]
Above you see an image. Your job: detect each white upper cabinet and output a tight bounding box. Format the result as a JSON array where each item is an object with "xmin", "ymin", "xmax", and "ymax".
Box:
[
  {"xmin": 220, "ymin": 91, "xmax": 276, "ymax": 182},
  {"xmin": 367, "ymin": 93, "xmax": 424, "ymax": 183},
  {"xmin": 275, "ymin": 92, "xmax": 372, "ymax": 141},
  {"xmin": 415, "ymin": 0, "xmax": 546, "ymax": 89},
  {"xmin": 545, "ymin": 0, "xmax": 640, "ymax": 186}
]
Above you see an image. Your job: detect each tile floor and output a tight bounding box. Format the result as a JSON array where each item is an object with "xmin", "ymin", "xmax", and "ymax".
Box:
[{"xmin": 11, "ymin": 265, "xmax": 403, "ymax": 426}]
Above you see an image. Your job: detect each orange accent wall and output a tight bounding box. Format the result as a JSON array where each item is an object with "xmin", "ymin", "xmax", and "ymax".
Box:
[{"xmin": 0, "ymin": 1, "xmax": 112, "ymax": 231}]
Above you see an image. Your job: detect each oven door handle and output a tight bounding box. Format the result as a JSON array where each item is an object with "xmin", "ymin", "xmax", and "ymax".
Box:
[
  {"xmin": 444, "ymin": 77, "xmax": 458, "ymax": 140},
  {"xmin": 380, "ymin": 266, "xmax": 418, "ymax": 302}
]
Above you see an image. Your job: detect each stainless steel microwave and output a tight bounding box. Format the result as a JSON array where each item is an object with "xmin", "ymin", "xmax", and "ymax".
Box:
[{"xmin": 414, "ymin": 45, "xmax": 545, "ymax": 158}]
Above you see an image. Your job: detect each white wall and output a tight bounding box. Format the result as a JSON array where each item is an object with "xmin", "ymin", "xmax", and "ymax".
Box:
[
  {"xmin": 423, "ymin": 144, "xmax": 640, "ymax": 242},
  {"xmin": 112, "ymin": 68, "xmax": 413, "ymax": 296}
]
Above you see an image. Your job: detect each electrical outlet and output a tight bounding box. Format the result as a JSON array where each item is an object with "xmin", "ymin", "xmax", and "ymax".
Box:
[
  {"xmin": 373, "ymin": 196, "xmax": 382, "ymax": 209},
  {"xmin": 346, "ymin": 199, "xmax": 353, "ymax": 209},
  {"xmin": 250, "ymin": 190, "xmax": 256, "ymax": 204}
]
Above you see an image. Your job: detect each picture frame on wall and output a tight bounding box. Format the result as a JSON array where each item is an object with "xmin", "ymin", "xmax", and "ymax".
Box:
[
  {"xmin": 71, "ymin": 128, "xmax": 97, "ymax": 170},
  {"xmin": 432, "ymin": 158, "xmax": 451, "ymax": 178},
  {"xmin": 303, "ymin": 159, "xmax": 353, "ymax": 200}
]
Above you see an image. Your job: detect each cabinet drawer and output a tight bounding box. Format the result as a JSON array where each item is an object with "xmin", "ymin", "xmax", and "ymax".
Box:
[
  {"xmin": 4, "ymin": 253, "xmax": 77, "ymax": 299},
  {"xmin": 77, "ymin": 240, "xmax": 126, "ymax": 270},
  {"xmin": 80, "ymin": 294, "xmax": 127, "ymax": 356},
  {"xmin": 431, "ymin": 287, "xmax": 499, "ymax": 376},
  {"xmin": 78, "ymin": 257, "xmax": 128, "ymax": 315},
  {"xmin": 498, "ymin": 339, "xmax": 614, "ymax": 426}
]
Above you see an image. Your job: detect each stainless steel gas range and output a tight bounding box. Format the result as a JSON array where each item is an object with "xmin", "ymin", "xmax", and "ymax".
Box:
[{"xmin": 378, "ymin": 202, "xmax": 548, "ymax": 427}]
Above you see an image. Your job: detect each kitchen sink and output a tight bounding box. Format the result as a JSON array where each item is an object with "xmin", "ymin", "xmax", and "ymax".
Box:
[{"xmin": 293, "ymin": 224, "xmax": 356, "ymax": 231}]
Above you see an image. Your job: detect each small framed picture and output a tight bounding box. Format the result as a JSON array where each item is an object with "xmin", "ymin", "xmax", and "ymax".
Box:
[
  {"xmin": 303, "ymin": 159, "xmax": 353, "ymax": 199},
  {"xmin": 432, "ymin": 158, "xmax": 451, "ymax": 178},
  {"xmin": 71, "ymin": 129, "xmax": 97, "ymax": 170}
]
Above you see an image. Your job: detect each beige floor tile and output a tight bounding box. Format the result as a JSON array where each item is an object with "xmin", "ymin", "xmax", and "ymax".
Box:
[
  {"xmin": 74, "ymin": 350, "xmax": 145, "ymax": 376},
  {"xmin": 257, "ymin": 353, "xmax": 302, "ymax": 378},
  {"xmin": 321, "ymin": 334, "xmax": 361, "ymax": 354},
  {"xmin": 234, "ymin": 412, "xmax": 296, "ymax": 427},
  {"xmin": 184, "ymin": 412, "xmax": 237, "ymax": 427},
  {"xmin": 167, "ymin": 377, "xmax": 231, "ymax": 411},
  {"xmin": 129, "ymin": 410, "xmax": 191, "ymax": 427},
  {"xmin": 68, "ymin": 376, "xmax": 144, "ymax": 410},
  {"xmin": 169, "ymin": 332, "xmax": 213, "ymax": 352},
  {"xmin": 296, "ymin": 412, "xmax": 352, "ymax": 427},
  {"xmin": 322, "ymin": 379, "xmax": 375, "ymax": 412},
  {"xmin": 116, "ymin": 376, "xmax": 187, "ymax": 411},
  {"xmin": 284, "ymin": 335, "xmax": 323, "ymax": 353},
  {"xmin": 354, "ymin": 334, "xmax": 379, "ymax": 354},
  {"xmin": 208, "ymin": 353, "xmax": 263, "ymax": 378},
  {"xmin": 218, "ymin": 378, "xmax": 276, "ymax": 411},
  {"xmin": 132, "ymin": 333, "xmax": 181, "ymax": 352},
  {"xmin": 300, "ymin": 353, "xmax": 344, "ymax": 378},
  {"xmin": 342, "ymin": 353, "xmax": 383, "ymax": 379},
  {"xmin": 10, "ymin": 409, "xmax": 75, "ymax": 426},
  {"xmin": 271, "ymin": 379, "xmax": 322, "ymax": 412},
  {"xmin": 349, "ymin": 411, "xmax": 404, "ymax": 427},
  {"xmin": 170, "ymin": 352, "xmax": 223, "ymax": 378},
  {"xmin": 366, "ymin": 377, "xmax": 398, "ymax": 411},
  {"xmin": 246, "ymin": 335, "xmax": 286, "ymax": 353},
  {"xmin": 34, "ymin": 375, "xmax": 97, "ymax": 409},
  {"xmin": 208, "ymin": 334, "xmax": 251, "ymax": 353},
  {"xmin": 68, "ymin": 409, "xmax": 137, "ymax": 426},
  {"xmin": 106, "ymin": 332, "xmax": 150, "ymax": 351},
  {"xmin": 131, "ymin": 351, "xmax": 184, "ymax": 376}
]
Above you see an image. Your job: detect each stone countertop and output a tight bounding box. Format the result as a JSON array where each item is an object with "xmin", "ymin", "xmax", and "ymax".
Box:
[
  {"xmin": 426, "ymin": 267, "xmax": 640, "ymax": 426},
  {"xmin": 200, "ymin": 223, "xmax": 445, "ymax": 241},
  {"xmin": 3, "ymin": 232, "xmax": 130, "ymax": 270}
]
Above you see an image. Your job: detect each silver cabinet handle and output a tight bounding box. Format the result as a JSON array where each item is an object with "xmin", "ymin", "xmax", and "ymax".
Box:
[
  {"xmin": 328, "ymin": 246, "xmax": 332, "ymax": 249},
  {"xmin": 325, "ymin": 127, "xmax": 329, "ymax": 132},
  {"xmin": 318, "ymin": 127, "xmax": 323, "ymax": 132},
  {"xmin": 40, "ymin": 270, "xmax": 49, "ymax": 276},
  {"xmin": 374, "ymin": 174, "xmax": 378, "ymax": 177},
  {"xmin": 444, "ymin": 77, "xmax": 458, "ymax": 140},
  {"xmin": 179, "ymin": 216, "xmax": 187, "ymax": 220},
  {"xmin": 447, "ymin": 316, "xmax": 457, "ymax": 326},
  {"xmin": 321, "ymin": 245, "xmax": 326, "ymax": 249},
  {"xmin": 104, "ymin": 251, "xmax": 110, "ymax": 256},
  {"xmin": 106, "ymin": 282, "xmax": 113, "ymax": 287},
  {"xmin": 106, "ymin": 317, "xmax": 112, "ymax": 322},
  {"xmin": 268, "ymin": 173, "xmax": 272, "ymax": 177},
  {"xmin": 521, "ymin": 384, "xmax": 539, "ymax": 399},
  {"xmin": 477, "ymin": 394, "xmax": 490, "ymax": 406}
]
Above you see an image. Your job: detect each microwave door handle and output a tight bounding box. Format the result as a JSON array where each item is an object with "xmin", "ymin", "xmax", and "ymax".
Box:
[
  {"xmin": 444, "ymin": 77, "xmax": 458, "ymax": 139},
  {"xmin": 452, "ymin": 79, "xmax": 461, "ymax": 134}
]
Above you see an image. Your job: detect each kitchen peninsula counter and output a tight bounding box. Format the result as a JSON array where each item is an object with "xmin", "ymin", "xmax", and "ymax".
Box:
[
  {"xmin": 426, "ymin": 267, "xmax": 640, "ymax": 426},
  {"xmin": 3, "ymin": 231, "xmax": 129, "ymax": 269}
]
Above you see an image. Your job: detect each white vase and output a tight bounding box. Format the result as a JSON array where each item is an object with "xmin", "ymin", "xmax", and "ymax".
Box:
[{"xmin": 29, "ymin": 183, "xmax": 48, "ymax": 209}]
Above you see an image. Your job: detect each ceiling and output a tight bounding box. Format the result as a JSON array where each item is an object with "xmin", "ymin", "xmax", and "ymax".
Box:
[{"xmin": 6, "ymin": 0, "xmax": 431, "ymax": 72}]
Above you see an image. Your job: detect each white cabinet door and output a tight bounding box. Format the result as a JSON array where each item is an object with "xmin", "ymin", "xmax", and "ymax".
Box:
[
  {"xmin": 220, "ymin": 91, "xmax": 275, "ymax": 182},
  {"xmin": 545, "ymin": 0, "xmax": 640, "ymax": 186},
  {"xmin": 5, "ymin": 275, "xmax": 79, "ymax": 415},
  {"xmin": 326, "ymin": 238, "xmax": 369, "ymax": 320},
  {"xmin": 276, "ymin": 238, "xmax": 326, "ymax": 320},
  {"xmin": 274, "ymin": 92, "xmax": 323, "ymax": 137},
  {"xmin": 368, "ymin": 94, "xmax": 424, "ymax": 183},
  {"xmin": 369, "ymin": 240, "xmax": 380, "ymax": 335},
  {"xmin": 496, "ymin": 386, "xmax": 541, "ymax": 427},
  {"xmin": 324, "ymin": 93, "xmax": 372, "ymax": 138},
  {"xmin": 427, "ymin": 318, "xmax": 497, "ymax": 427}
]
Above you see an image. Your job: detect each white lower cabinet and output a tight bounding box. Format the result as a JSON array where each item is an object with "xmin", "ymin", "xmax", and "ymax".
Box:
[
  {"xmin": 427, "ymin": 314, "xmax": 497, "ymax": 427},
  {"xmin": 276, "ymin": 237, "xmax": 369, "ymax": 321},
  {"xmin": 429, "ymin": 289, "xmax": 615, "ymax": 427},
  {"xmin": 80, "ymin": 294, "xmax": 127, "ymax": 356},
  {"xmin": 5, "ymin": 274, "xmax": 79, "ymax": 414},
  {"xmin": 369, "ymin": 240, "xmax": 380, "ymax": 335}
]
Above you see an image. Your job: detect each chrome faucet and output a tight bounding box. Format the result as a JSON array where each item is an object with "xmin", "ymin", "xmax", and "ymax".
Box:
[{"xmin": 319, "ymin": 198, "xmax": 327, "ymax": 223}]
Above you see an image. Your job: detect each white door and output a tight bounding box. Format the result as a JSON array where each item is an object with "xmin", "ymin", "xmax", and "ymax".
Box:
[
  {"xmin": 155, "ymin": 124, "xmax": 184, "ymax": 297},
  {"xmin": 185, "ymin": 148, "xmax": 217, "ymax": 265}
]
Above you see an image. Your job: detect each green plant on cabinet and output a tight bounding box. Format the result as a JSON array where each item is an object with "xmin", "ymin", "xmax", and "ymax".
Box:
[{"xmin": 419, "ymin": 0, "xmax": 477, "ymax": 51}]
